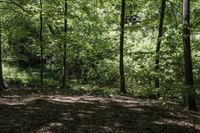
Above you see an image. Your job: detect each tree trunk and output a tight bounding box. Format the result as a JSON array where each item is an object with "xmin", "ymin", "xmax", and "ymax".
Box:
[
  {"xmin": 155, "ymin": 0, "xmax": 166, "ymax": 88},
  {"xmin": 39, "ymin": 0, "xmax": 43, "ymax": 90},
  {"xmin": 119, "ymin": 0, "xmax": 126, "ymax": 94},
  {"xmin": 183, "ymin": 0, "xmax": 197, "ymax": 111},
  {"xmin": 0, "ymin": 15, "xmax": 6, "ymax": 90},
  {"xmin": 61, "ymin": 0, "xmax": 67, "ymax": 89}
]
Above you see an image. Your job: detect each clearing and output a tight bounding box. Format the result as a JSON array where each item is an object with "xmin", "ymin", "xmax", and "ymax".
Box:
[{"xmin": 0, "ymin": 94, "xmax": 200, "ymax": 133}]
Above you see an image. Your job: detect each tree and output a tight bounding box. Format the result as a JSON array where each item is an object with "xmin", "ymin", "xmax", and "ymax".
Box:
[
  {"xmin": 155, "ymin": 0, "xmax": 166, "ymax": 88},
  {"xmin": 0, "ymin": 10, "xmax": 6, "ymax": 90},
  {"xmin": 39, "ymin": 0, "xmax": 44, "ymax": 90},
  {"xmin": 61, "ymin": 0, "xmax": 67, "ymax": 89},
  {"xmin": 119, "ymin": 0, "xmax": 126, "ymax": 94},
  {"xmin": 183, "ymin": 0, "xmax": 197, "ymax": 111}
]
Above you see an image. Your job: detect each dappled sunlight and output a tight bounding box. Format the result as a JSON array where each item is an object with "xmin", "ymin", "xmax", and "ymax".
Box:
[
  {"xmin": 0, "ymin": 95, "xmax": 42, "ymax": 105},
  {"xmin": 79, "ymin": 110, "xmax": 95, "ymax": 114},
  {"xmin": 45, "ymin": 95, "xmax": 109, "ymax": 104},
  {"xmin": 1, "ymin": 0, "xmax": 200, "ymax": 132},
  {"xmin": 153, "ymin": 118, "xmax": 200, "ymax": 131},
  {"xmin": 0, "ymin": 95, "xmax": 199, "ymax": 132},
  {"xmin": 37, "ymin": 122, "xmax": 64, "ymax": 133}
]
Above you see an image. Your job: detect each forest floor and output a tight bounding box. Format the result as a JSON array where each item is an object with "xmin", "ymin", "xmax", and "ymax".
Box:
[{"xmin": 0, "ymin": 89, "xmax": 200, "ymax": 133}]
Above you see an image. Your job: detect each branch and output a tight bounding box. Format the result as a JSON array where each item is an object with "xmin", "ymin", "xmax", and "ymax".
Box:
[{"xmin": 47, "ymin": 24, "xmax": 56, "ymax": 35}]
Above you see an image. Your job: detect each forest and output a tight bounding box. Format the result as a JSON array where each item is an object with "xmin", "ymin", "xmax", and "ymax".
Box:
[{"xmin": 0, "ymin": 0, "xmax": 200, "ymax": 132}]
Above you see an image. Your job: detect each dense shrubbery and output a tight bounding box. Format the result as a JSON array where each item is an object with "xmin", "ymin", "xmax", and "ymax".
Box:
[{"xmin": 1, "ymin": 0, "xmax": 200, "ymax": 102}]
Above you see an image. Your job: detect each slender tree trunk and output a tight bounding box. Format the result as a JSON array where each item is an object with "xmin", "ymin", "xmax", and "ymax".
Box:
[
  {"xmin": 119, "ymin": 0, "xmax": 126, "ymax": 94},
  {"xmin": 61, "ymin": 0, "xmax": 67, "ymax": 89},
  {"xmin": 0, "ymin": 15, "xmax": 6, "ymax": 90},
  {"xmin": 39, "ymin": 0, "xmax": 43, "ymax": 90},
  {"xmin": 183, "ymin": 0, "xmax": 197, "ymax": 111},
  {"xmin": 155, "ymin": 0, "xmax": 166, "ymax": 88}
]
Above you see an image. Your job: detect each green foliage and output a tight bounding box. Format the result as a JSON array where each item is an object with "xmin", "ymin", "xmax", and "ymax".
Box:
[
  {"xmin": 0, "ymin": 0, "xmax": 200, "ymax": 99},
  {"xmin": 3, "ymin": 64, "xmax": 58, "ymax": 88},
  {"xmin": 84, "ymin": 59, "xmax": 119, "ymax": 85}
]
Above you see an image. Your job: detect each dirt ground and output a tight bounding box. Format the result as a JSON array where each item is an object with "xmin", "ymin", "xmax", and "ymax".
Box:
[{"xmin": 0, "ymin": 95, "xmax": 199, "ymax": 133}]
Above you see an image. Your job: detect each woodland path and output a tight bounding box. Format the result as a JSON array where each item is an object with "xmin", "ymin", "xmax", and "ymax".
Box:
[{"xmin": 0, "ymin": 95, "xmax": 199, "ymax": 133}]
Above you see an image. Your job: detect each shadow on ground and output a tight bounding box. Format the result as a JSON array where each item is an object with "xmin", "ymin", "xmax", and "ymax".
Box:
[{"xmin": 0, "ymin": 95, "xmax": 199, "ymax": 133}]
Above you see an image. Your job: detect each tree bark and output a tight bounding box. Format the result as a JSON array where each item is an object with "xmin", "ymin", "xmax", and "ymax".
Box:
[
  {"xmin": 183, "ymin": 0, "xmax": 197, "ymax": 111},
  {"xmin": 155, "ymin": 0, "xmax": 166, "ymax": 88},
  {"xmin": 119, "ymin": 0, "xmax": 126, "ymax": 94},
  {"xmin": 39, "ymin": 0, "xmax": 43, "ymax": 90},
  {"xmin": 61, "ymin": 0, "xmax": 67, "ymax": 89},
  {"xmin": 0, "ymin": 14, "xmax": 6, "ymax": 90}
]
